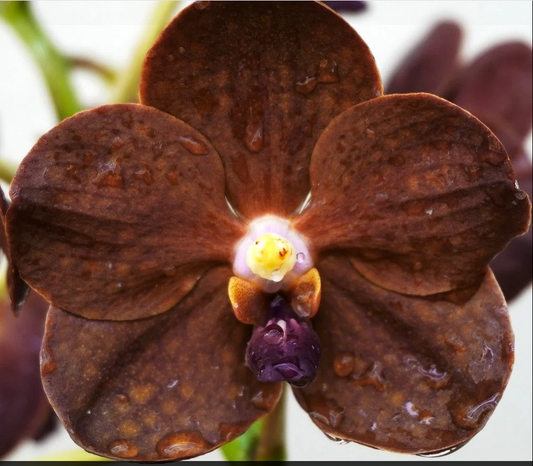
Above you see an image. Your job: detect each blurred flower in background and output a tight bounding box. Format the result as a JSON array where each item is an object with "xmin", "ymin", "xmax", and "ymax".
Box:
[{"xmin": 0, "ymin": 216, "xmax": 55, "ymax": 458}]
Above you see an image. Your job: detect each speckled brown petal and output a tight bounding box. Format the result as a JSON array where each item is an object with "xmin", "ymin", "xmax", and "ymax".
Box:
[
  {"xmin": 1, "ymin": 187, "xmax": 30, "ymax": 313},
  {"xmin": 386, "ymin": 21, "xmax": 462, "ymax": 96},
  {"xmin": 0, "ymin": 293, "xmax": 51, "ymax": 457},
  {"xmin": 6, "ymin": 104, "xmax": 245, "ymax": 321},
  {"xmin": 41, "ymin": 266, "xmax": 282, "ymax": 462},
  {"xmin": 294, "ymin": 93, "xmax": 531, "ymax": 295},
  {"xmin": 293, "ymin": 255, "xmax": 514, "ymax": 454},
  {"xmin": 446, "ymin": 42, "xmax": 532, "ymax": 156},
  {"xmin": 140, "ymin": 1, "xmax": 381, "ymax": 219}
]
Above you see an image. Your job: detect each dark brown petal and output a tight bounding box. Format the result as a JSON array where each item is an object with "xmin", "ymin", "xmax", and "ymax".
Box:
[
  {"xmin": 490, "ymin": 149, "xmax": 532, "ymax": 301},
  {"xmin": 446, "ymin": 42, "xmax": 532, "ymax": 153},
  {"xmin": 0, "ymin": 293, "xmax": 51, "ymax": 457},
  {"xmin": 1, "ymin": 187, "xmax": 30, "ymax": 313},
  {"xmin": 294, "ymin": 93, "xmax": 531, "ymax": 295},
  {"xmin": 386, "ymin": 21, "xmax": 463, "ymax": 96},
  {"xmin": 141, "ymin": 1, "xmax": 381, "ymax": 219},
  {"xmin": 41, "ymin": 266, "xmax": 282, "ymax": 462},
  {"xmin": 6, "ymin": 104, "xmax": 245, "ymax": 321},
  {"xmin": 293, "ymin": 255, "xmax": 514, "ymax": 454}
]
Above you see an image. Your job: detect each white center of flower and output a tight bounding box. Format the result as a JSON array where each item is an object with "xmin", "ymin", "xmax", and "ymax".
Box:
[{"xmin": 233, "ymin": 215, "xmax": 313, "ymax": 293}]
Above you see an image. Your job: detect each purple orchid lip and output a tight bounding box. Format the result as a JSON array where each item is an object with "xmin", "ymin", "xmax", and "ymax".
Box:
[
  {"xmin": 245, "ymin": 296, "xmax": 321, "ymax": 388},
  {"xmin": 275, "ymin": 363, "xmax": 303, "ymax": 379}
]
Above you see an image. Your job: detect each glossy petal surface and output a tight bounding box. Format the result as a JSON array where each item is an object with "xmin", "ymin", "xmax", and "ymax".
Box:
[
  {"xmin": 0, "ymin": 293, "xmax": 50, "ymax": 457},
  {"xmin": 295, "ymin": 93, "xmax": 531, "ymax": 295},
  {"xmin": 141, "ymin": 1, "xmax": 381, "ymax": 218},
  {"xmin": 41, "ymin": 267, "xmax": 282, "ymax": 461},
  {"xmin": 7, "ymin": 104, "xmax": 245, "ymax": 320},
  {"xmin": 293, "ymin": 256, "xmax": 514, "ymax": 454},
  {"xmin": 386, "ymin": 21, "xmax": 462, "ymax": 95}
]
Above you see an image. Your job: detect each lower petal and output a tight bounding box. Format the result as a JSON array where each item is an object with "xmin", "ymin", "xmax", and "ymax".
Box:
[
  {"xmin": 293, "ymin": 255, "xmax": 513, "ymax": 454},
  {"xmin": 41, "ymin": 266, "xmax": 281, "ymax": 461}
]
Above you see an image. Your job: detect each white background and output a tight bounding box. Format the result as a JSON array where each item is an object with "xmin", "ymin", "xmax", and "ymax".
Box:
[{"xmin": 1, "ymin": 1, "xmax": 531, "ymax": 462}]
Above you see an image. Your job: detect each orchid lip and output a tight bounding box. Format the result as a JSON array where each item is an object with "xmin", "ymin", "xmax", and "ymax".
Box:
[{"xmin": 245, "ymin": 296, "xmax": 321, "ymax": 388}]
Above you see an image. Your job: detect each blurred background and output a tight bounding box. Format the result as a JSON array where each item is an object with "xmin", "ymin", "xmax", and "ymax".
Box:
[{"xmin": 1, "ymin": 1, "xmax": 531, "ymax": 462}]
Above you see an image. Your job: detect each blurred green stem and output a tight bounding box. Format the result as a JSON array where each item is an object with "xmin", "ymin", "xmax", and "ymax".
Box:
[
  {"xmin": 221, "ymin": 387, "xmax": 287, "ymax": 461},
  {"xmin": 256, "ymin": 387, "xmax": 287, "ymax": 461},
  {"xmin": 0, "ymin": 157, "xmax": 18, "ymax": 184},
  {"xmin": 0, "ymin": 2, "xmax": 82, "ymax": 121},
  {"xmin": 111, "ymin": 1, "xmax": 180, "ymax": 103}
]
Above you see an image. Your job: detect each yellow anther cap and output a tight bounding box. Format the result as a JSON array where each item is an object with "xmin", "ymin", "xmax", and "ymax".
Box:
[{"xmin": 246, "ymin": 233, "xmax": 296, "ymax": 282}]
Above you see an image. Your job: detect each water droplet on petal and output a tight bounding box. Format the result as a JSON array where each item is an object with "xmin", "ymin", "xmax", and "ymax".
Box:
[
  {"xmin": 111, "ymin": 136, "xmax": 124, "ymax": 149},
  {"xmin": 116, "ymin": 393, "xmax": 130, "ymax": 403},
  {"xmin": 156, "ymin": 431, "xmax": 211, "ymax": 459},
  {"xmin": 296, "ymin": 76, "xmax": 318, "ymax": 95},
  {"xmin": 317, "ymin": 59, "xmax": 339, "ymax": 83},
  {"xmin": 350, "ymin": 361, "xmax": 386, "ymax": 391},
  {"xmin": 243, "ymin": 120, "xmax": 264, "ymax": 153},
  {"xmin": 178, "ymin": 135, "xmax": 209, "ymax": 155},
  {"xmin": 333, "ymin": 352, "xmax": 355, "ymax": 377},
  {"xmin": 296, "ymin": 252, "xmax": 306, "ymax": 263},
  {"xmin": 251, "ymin": 390, "xmax": 278, "ymax": 411},
  {"xmin": 66, "ymin": 164, "xmax": 81, "ymax": 182},
  {"xmin": 92, "ymin": 163, "xmax": 124, "ymax": 188},
  {"xmin": 417, "ymin": 440, "xmax": 471, "ymax": 458},
  {"xmin": 152, "ymin": 141, "xmax": 164, "ymax": 160},
  {"xmin": 167, "ymin": 379, "xmax": 179, "ymax": 389},
  {"xmin": 366, "ymin": 128, "xmax": 375, "ymax": 140},
  {"xmin": 134, "ymin": 166, "xmax": 154, "ymax": 185},
  {"xmin": 41, "ymin": 351, "xmax": 57, "ymax": 376},
  {"xmin": 324, "ymin": 433, "xmax": 350, "ymax": 444},
  {"xmin": 166, "ymin": 169, "xmax": 179, "ymax": 185},
  {"xmin": 108, "ymin": 439, "xmax": 138, "ymax": 458}
]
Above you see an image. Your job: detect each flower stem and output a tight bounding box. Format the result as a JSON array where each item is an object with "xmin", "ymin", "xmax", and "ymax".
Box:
[
  {"xmin": 69, "ymin": 56, "xmax": 118, "ymax": 85},
  {"xmin": 255, "ymin": 386, "xmax": 287, "ymax": 461},
  {"xmin": 0, "ymin": 2, "xmax": 82, "ymax": 121},
  {"xmin": 111, "ymin": 1, "xmax": 181, "ymax": 103}
]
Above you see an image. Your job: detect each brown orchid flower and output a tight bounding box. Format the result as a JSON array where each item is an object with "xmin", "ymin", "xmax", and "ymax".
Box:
[
  {"xmin": 3, "ymin": 2, "xmax": 531, "ymax": 461},
  {"xmin": 387, "ymin": 21, "xmax": 533, "ymax": 301}
]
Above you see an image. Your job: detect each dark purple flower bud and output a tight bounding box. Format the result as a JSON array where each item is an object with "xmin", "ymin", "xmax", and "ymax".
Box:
[
  {"xmin": 245, "ymin": 296, "xmax": 321, "ymax": 388},
  {"xmin": 323, "ymin": 1, "xmax": 368, "ymax": 14}
]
